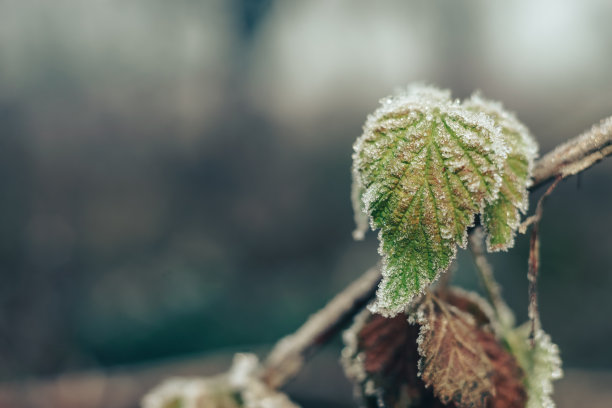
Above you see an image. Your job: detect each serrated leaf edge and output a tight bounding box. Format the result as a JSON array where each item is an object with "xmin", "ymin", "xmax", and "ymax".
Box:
[
  {"xmin": 464, "ymin": 92, "xmax": 539, "ymax": 252},
  {"xmin": 355, "ymin": 85, "xmax": 509, "ymax": 317}
]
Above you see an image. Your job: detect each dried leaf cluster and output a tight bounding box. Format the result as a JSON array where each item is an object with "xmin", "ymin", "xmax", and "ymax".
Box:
[{"xmin": 342, "ymin": 288, "xmax": 560, "ymax": 408}]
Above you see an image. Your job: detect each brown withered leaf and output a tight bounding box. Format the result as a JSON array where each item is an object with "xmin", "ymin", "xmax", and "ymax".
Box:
[
  {"xmin": 416, "ymin": 292, "xmax": 527, "ymax": 408},
  {"xmin": 416, "ymin": 293, "xmax": 495, "ymax": 407},
  {"xmin": 440, "ymin": 289, "xmax": 527, "ymax": 408},
  {"xmin": 476, "ymin": 330, "xmax": 527, "ymax": 408},
  {"xmin": 437, "ymin": 287, "xmax": 494, "ymax": 328},
  {"xmin": 342, "ymin": 289, "xmax": 526, "ymax": 408},
  {"xmin": 342, "ymin": 309, "xmax": 454, "ymax": 408}
]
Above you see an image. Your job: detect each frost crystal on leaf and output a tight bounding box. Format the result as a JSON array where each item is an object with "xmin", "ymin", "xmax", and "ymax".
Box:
[
  {"xmin": 505, "ymin": 325, "xmax": 563, "ymax": 408},
  {"xmin": 415, "ymin": 294, "xmax": 496, "ymax": 407},
  {"xmin": 464, "ymin": 93, "xmax": 538, "ymax": 251},
  {"xmin": 342, "ymin": 289, "xmax": 530, "ymax": 408},
  {"xmin": 352, "ymin": 84, "xmax": 509, "ymax": 316},
  {"xmin": 341, "ymin": 309, "xmax": 424, "ymax": 407},
  {"xmin": 526, "ymin": 330, "xmax": 563, "ymax": 408}
]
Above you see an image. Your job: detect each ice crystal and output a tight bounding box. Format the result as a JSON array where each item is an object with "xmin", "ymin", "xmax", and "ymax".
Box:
[
  {"xmin": 340, "ymin": 309, "xmax": 375, "ymax": 397},
  {"xmin": 505, "ymin": 325, "xmax": 563, "ymax": 408},
  {"xmin": 526, "ymin": 330, "xmax": 563, "ymax": 408},
  {"xmin": 352, "ymin": 84, "xmax": 521, "ymax": 317},
  {"xmin": 464, "ymin": 93, "xmax": 538, "ymax": 251},
  {"xmin": 415, "ymin": 294, "xmax": 495, "ymax": 407}
]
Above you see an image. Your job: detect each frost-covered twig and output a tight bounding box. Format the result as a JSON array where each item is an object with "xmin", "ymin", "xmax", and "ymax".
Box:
[
  {"xmin": 260, "ymin": 267, "xmax": 380, "ymax": 389},
  {"xmin": 144, "ymin": 353, "xmax": 300, "ymax": 408},
  {"xmin": 531, "ymin": 115, "xmax": 612, "ymax": 189}
]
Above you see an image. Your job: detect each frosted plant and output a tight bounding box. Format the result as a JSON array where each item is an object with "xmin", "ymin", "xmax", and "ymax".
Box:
[
  {"xmin": 524, "ymin": 330, "xmax": 563, "ymax": 408},
  {"xmin": 341, "ymin": 288, "xmax": 531, "ymax": 408},
  {"xmin": 141, "ymin": 85, "xmax": 612, "ymax": 408},
  {"xmin": 504, "ymin": 324, "xmax": 564, "ymax": 408},
  {"xmin": 352, "ymin": 84, "xmax": 536, "ymax": 317},
  {"xmin": 142, "ymin": 353, "xmax": 300, "ymax": 408}
]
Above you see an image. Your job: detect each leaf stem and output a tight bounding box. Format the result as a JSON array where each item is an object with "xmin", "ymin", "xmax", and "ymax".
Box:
[
  {"xmin": 260, "ymin": 266, "xmax": 380, "ymax": 389},
  {"xmin": 467, "ymin": 227, "xmax": 514, "ymax": 328},
  {"xmin": 526, "ymin": 176, "xmax": 563, "ymax": 345}
]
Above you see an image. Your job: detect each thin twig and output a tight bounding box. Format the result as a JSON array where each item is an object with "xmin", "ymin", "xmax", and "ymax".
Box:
[
  {"xmin": 531, "ymin": 115, "xmax": 612, "ymax": 189},
  {"xmin": 467, "ymin": 227, "xmax": 514, "ymax": 328},
  {"xmin": 260, "ymin": 267, "xmax": 380, "ymax": 389},
  {"xmin": 527, "ymin": 176, "xmax": 563, "ymax": 346}
]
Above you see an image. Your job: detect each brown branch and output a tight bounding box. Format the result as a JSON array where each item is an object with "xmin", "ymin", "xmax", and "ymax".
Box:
[
  {"xmin": 260, "ymin": 266, "xmax": 380, "ymax": 389},
  {"xmin": 531, "ymin": 115, "xmax": 612, "ymax": 189},
  {"xmin": 526, "ymin": 176, "xmax": 562, "ymax": 346}
]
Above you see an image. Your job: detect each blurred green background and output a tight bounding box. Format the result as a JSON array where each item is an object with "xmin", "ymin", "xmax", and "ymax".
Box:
[{"xmin": 1, "ymin": 0, "xmax": 611, "ymax": 384}]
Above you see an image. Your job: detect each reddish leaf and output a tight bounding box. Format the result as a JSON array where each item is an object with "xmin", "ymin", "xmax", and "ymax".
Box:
[
  {"xmin": 416, "ymin": 294, "xmax": 495, "ymax": 407},
  {"xmin": 343, "ymin": 289, "xmax": 527, "ymax": 408},
  {"xmin": 342, "ymin": 310, "xmax": 454, "ymax": 408}
]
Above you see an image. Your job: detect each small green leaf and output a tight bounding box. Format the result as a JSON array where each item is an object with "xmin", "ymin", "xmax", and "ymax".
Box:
[
  {"xmin": 352, "ymin": 85, "xmax": 508, "ymax": 316},
  {"xmin": 505, "ymin": 325, "xmax": 563, "ymax": 408},
  {"xmin": 465, "ymin": 94, "xmax": 538, "ymax": 251}
]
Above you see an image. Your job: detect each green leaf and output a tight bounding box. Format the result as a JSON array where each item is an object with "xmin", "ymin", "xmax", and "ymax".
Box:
[
  {"xmin": 465, "ymin": 94, "xmax": 538, "ymax": 251},
  {"xmin": 352, "ymin": 85, "xmax": 508, "ymax": 316},
  {"xmin": 505, "ymin": 325, "xmax": 563, "ymax": 408}
]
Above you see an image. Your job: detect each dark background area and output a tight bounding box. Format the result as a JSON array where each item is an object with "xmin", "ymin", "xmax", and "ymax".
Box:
[{"xmin": 1, "ymin": 0, "xmax": 611, "ymax": 388}]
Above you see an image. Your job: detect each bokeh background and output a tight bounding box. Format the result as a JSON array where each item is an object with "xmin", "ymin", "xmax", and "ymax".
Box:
[{"xmin": 1, "ymin": 0, "xmax": 612, "ymax": 405}]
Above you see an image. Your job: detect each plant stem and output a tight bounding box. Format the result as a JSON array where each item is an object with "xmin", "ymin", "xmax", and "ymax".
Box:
[
  {"xmin": 260, "ymin": 267, "xmax": 380, "ymax": 389},
  {"xmin": 531, "ymin": 115, "xmax": 612, "ymax": 189},
  {"xmin": 467, "ymin": 227, "xmax": 514, "ymax": 328},
  {"xmin": 526, "ymin": 176, "xmax": 562, "ymax": 345}
]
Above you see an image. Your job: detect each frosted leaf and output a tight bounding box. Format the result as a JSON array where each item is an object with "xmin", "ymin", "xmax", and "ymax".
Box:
[
  {"xmin": 427, "ymin": 289, "xmax": 530, "ymax": 408},
  {"xmin": 341, "ymin": 309, "xmax": 425, "ymax": 407},
  {"xmin": 142, "ymin": 353, "xmax": 300, "ymax": 408},
  {"xmin": 505, "ymin": 325, "xmax": 563, "ymax": 408},
  {"xmin": 352, "ymin": 84, "xmax": 507, "ymax": 316},
  {"xmin": 415, "ymin": 293, "xmax": 496, "ymax": 407},
  {"xmin": 464, "ymin": 93, "xmax": 539, "ymax": 251},
  {"xmin": 351, "ymin": 166, "xmax": 369, "ymax": 240},
  {"xmin": 342, "ymin": 288, "xmax": 528, "ymax": 408},
  {"xmin": 436, "ymin": 286, "xmax": 497, "ymax": 328}
]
